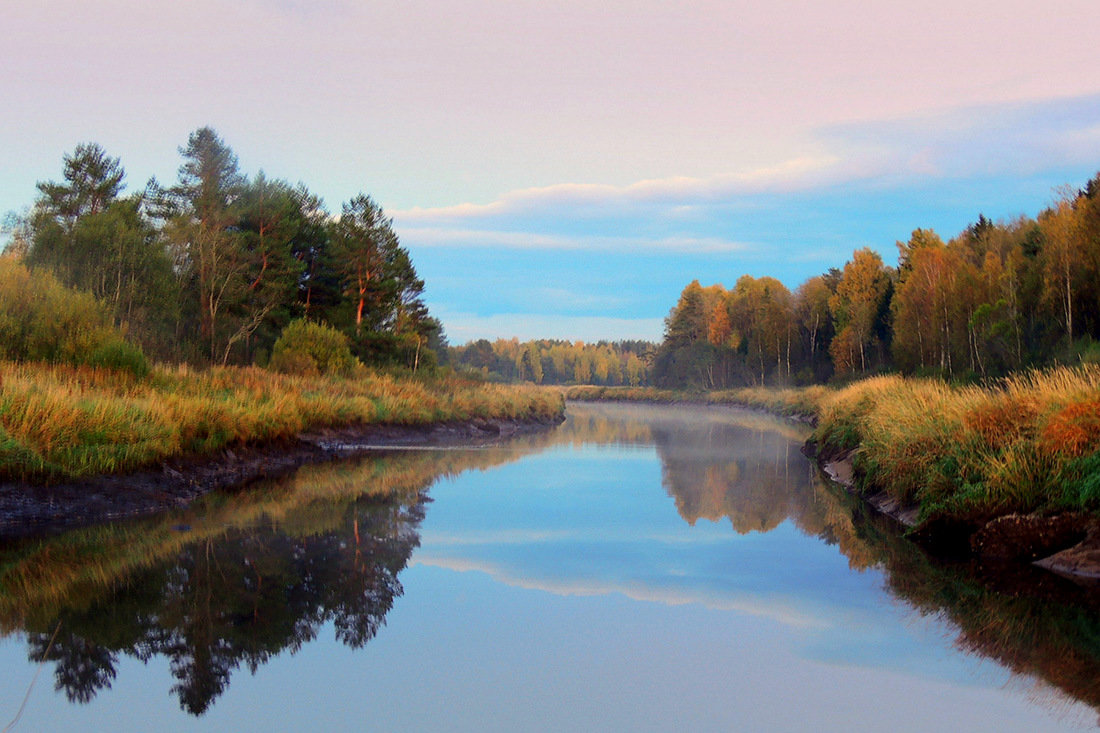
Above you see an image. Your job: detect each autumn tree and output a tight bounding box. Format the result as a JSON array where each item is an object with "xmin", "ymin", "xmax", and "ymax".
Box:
[
  {"xmin": 829, "ymin": 248, "xmax": 892, "ymax": 374},
  {"xmin": 892, "ymin": 231, "xmax": 949, "ymax": 372},
  {"xmin": 1039, "ymin": 193, "xmax": 1086, "ymax": 345},
  {"xmin": 794, "ymin": 275, "xmax": 834, "ymax": 380},
  {"xmin": 725, "ymin": 276, "xmax": 793, "ymax": 384}
]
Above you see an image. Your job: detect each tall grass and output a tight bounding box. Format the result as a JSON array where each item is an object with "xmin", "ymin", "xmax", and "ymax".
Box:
[
  {"xmin": 811, "ymin": 365, "xmax": 1100, "ymax": 522},
  {"xmin": 0, "ymin": 362, "xmax": 564, "ymax": 482}
]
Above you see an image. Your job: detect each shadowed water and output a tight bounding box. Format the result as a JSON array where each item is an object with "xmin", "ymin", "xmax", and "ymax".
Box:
[{"xmin": 0, "ymin": 402, "xmax": 1098, "ymax": 731}]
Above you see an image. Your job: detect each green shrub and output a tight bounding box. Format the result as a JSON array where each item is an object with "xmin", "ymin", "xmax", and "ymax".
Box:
[
  {"xmin": 269, "ymin": 319, "xmax": 356, "ymax": 376},
  {"xmin": 0, "ymin": 257, "xmax": 129, "ymax": 365},
  {"xmin": 84, "ymin": 339, "xmax": 151, "ymax": 378}
]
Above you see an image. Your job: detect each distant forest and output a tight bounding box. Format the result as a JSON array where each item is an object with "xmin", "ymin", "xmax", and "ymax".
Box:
[
  {"xmin": 449, "ymin": 339, "xmax": 655, "ymax": 386},
  {"xmin": 651, "ymin": 173, "xmax": 1100, "ymax": 389},
  {"xmin": 2, "ymin": 129, "xmax": 443, "ymax": 369}
]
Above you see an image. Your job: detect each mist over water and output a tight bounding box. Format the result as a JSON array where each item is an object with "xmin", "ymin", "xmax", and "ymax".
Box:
[{"xmin": 0, "ymin": 402, "xmax": 1096, "ymax": 731}]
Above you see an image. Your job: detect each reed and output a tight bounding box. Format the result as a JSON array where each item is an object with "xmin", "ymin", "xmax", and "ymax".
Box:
[
  {"xmin": 0, "ymin": 362, "xmax": 564, "ymax": 482},
  {"xmin": 811, "ymin": 365, "xmax": 1100, "ymax": 521}
]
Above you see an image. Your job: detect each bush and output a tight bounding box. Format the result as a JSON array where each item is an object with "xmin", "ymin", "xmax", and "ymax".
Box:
[
  {"xmin": 84, "ymin": 339, "xmax": 151, "ymax": 378},
  {"xmin": 0, "ymin": 257, "xmax": 138, "ymax": 368},
  {"xmin": 269, "ymin": 319, "xmax": 356, "ymax": 376}
]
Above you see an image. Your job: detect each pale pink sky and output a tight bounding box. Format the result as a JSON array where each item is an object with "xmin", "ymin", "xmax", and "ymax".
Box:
[
  {"xmin": 5, "ymin": 0, "xmax": 1097, "ymax": 209},
  {"xmin": 4, "ymin": 1, "xmax": 1099, "ymax": 340}
]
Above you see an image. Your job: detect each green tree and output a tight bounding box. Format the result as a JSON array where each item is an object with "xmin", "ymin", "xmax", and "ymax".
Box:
[
  {"xmin": 329, "ymin": 194, "xmax": 439, "ymax": 368},
  {"xmin": 35, "ymin": 142, "xmax": 124, "ymax": 224},
  {"xmin": 230, "ymin": 173, "xmax": 308, "ymax": 362},
  {"xmin": 27, "ymin": 144, "xmax": 177, "ymax": 357},
  {"xmin": 331, "ymin": 194, "xmax": 393, "ymax": 337},
  {"xmin": 165, "ymin": 127, "xmax": 247, "ymax": 362},
  {"xmin": 664, "ymin": 280, "xmax": 708, "ymax": 347}
]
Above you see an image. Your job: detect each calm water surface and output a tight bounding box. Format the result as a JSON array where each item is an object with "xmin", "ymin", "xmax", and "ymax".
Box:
[{"xmin": 0, "ymin": 402, "xmax": 1098, "ymax": 731}]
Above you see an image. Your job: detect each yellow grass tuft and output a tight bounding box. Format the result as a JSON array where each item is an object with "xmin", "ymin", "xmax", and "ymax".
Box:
[{"xmin": 0, "ymin": 361, "xmax": 565, "ymax": 482}]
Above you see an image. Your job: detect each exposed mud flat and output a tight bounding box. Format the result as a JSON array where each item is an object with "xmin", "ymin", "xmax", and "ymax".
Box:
[{"xmin": 0, "ymin": 416, "xmax": 564, "ymax": 538}]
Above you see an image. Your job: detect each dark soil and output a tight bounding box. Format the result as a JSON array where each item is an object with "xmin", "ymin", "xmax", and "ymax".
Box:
[{"xmin": 0, "ymin": 416, "xmax": 564, "ymax": 538}]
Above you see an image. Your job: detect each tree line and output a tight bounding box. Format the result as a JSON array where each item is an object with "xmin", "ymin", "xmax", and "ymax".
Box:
[
  {"xmin": 3, "ymin": 129, "xmax": 442, "ymax": 369},
  {"xmin": 655, "ymin": 174, "xmax": 1100, "ymax": 388},
  {"xmin": 449, "ymin": 338, "xmax": 655, "ymax": 385}
]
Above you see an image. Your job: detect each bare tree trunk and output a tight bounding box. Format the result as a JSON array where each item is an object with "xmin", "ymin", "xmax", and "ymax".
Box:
[
  {"xmin": 916, "ymin": 313, "xmax": 925, "ymax": 368},
  {"xmin": 1065, "ymin": 263, "xmax": 1073, "ymax": 343},
  {"xmin": 220, "ymin": 304, "xmax": 274, "ymax": 365},
  {"xmin": 785, "ymin": 326, "xmax": 791, "ymax": 380}
]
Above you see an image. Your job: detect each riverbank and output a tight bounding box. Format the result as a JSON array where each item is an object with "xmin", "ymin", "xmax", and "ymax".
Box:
[
  {"xmin": 0, "ymin": 362, "xmax": 564, "ymax": 532},
  {"xmin": 0, "ymin": 415, "xmax": 563, "ymax": 536},
  {"xmin": 563, "ymin": 384, "xmax": 825, "ymax": 423},
  {"xmin": 567, "ymin": 367, "xmax": 1100, "ymax": 577}
]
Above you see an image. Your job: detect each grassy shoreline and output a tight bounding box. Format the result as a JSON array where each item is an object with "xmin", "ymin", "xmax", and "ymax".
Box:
[
  {"xmin": 566, "ymin": 366, "xmax": 1100, "ymax": 528},
  {"xmin": 0, "ymin": 362, "xmax": 564, "ymax": 483},
  {"xmin": 563, "ymin": 384, "xmax": 828, "ymax": 421}
]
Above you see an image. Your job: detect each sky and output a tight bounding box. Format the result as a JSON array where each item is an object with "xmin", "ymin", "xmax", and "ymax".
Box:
[{"xmin": 3, "ymin": 1, "xmax": 1100, "ymax": 344}]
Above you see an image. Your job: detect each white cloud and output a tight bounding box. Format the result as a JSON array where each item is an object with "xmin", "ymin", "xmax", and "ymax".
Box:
[
  {"xmin": 412, "ymin": 554, "xmax": 829, "ymax": 629},
  {"xmin": 398, "ymin": 226, "xmax": 752, "ymax": 254},
  {"xmin": 394, "ymin": 156, "xmax": 843, "ymax": 222}
]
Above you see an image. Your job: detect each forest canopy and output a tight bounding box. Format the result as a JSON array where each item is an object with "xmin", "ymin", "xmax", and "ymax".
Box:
[
  {"xmin": 3, "ymin": 130, "xmax": 443, "ymax": 370},
  {"xmin": 652, "ymin": 175, "xmax": 1100, "ymax": 389}
]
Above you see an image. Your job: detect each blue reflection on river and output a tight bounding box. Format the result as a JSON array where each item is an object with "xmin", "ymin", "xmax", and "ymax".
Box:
[{"xmin": 0, "ymin": 402, "xmax": 1095, "ymax": 731}]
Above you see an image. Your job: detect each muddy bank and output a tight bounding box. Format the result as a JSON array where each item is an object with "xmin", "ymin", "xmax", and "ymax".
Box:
[
  {"xmin": 809, "ymin": 441, "xmax": 1100, "ymax": 580},
  {"xmin": 0, "ymin": 415, "xmax": 564, "ymax": 538}
]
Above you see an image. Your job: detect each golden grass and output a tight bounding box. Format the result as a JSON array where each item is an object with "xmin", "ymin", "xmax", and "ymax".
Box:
[
  {"xmin": 811, "ymin": 365, "xmax": 1100, "ymax": 521},
  {"xmin": 0, "ymin": 362, "xmax": 565, "ymax": 482}
]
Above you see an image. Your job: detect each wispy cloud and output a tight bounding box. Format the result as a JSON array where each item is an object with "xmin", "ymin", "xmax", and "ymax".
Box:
[
  {"xmin": 394, "ymin": 94, "xmax": 1100, "ymax": 233},
  {"xmin": 398, "ymin": 226, "xmax": 752, "ymax": 253},
  {"xmin": 819, "ymin": 93, "xmax": 1100, "ymax": 182},
  {"xmin": 413, "ymin": 554, "xmax": 829, "ymax": 629},
  {"xmin": 394, "ymin": 156, "xmax": 843, "ymax": 222}
]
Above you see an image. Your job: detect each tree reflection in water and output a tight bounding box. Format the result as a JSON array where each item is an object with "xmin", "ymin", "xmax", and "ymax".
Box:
[
  {"xmin": 21, "ymin": 495, "xmax": 423, "ymax": 715},
  {"xmin": 633, "ymin": 402, "xmax": 1100, "ymax": 716},
  {"xmin": 0, "ymin": 434, "xmax": 560, "ymax": 716},
  {"xmin": 4, "ymin": 402, "xmax": 1100, "ymax": 719}
]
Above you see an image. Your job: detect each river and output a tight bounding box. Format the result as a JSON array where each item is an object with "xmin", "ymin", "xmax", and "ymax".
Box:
[{"xmin": 0, "ymin": 402, "xmax": 1097, "ymax": 731}]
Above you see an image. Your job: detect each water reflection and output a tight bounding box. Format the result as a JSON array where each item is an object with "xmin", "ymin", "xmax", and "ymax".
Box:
[
  {"xmin": 25, "ymin": 496, "xmax": 420, "ymax": 715},
  {"xmin": 1, "ymin": 402, "xmax": 1099, "ymax": 724},
  {"xmin": 0, "ymin": 444, "xmax": 552, "ymax": 716},
  {"xmin": 626, "ymin": 403, "xmax": 1100, "ymax": 713},
  {"xmin": 632, "ymin": 403, "xmax": 1100, "ymax": 715},
  {"xmin": 837, "ymin": 492, "xmax": 1100, "ymax": 715}
]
